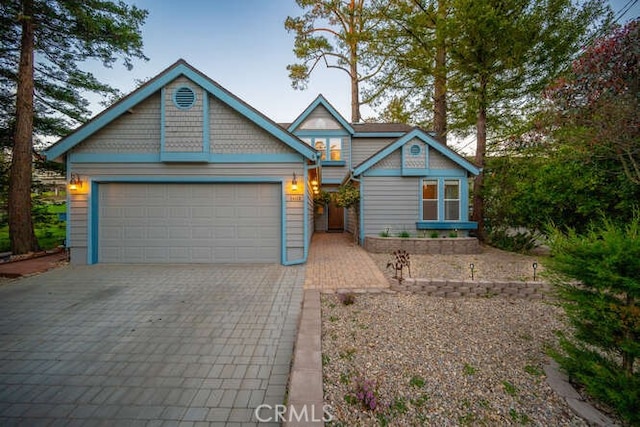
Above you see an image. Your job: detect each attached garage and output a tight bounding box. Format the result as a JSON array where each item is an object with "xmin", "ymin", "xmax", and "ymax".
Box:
[
  {"xmin": 44, "ymin": 61, "xmax": 318, "ymax": 266},
  {"xmin": 98, "ymin": 182, "xmax": 281, "ymax": 263}
]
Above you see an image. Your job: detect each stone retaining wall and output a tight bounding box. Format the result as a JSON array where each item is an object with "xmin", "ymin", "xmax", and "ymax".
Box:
[
  {"xmin": 391, "ymin": 278, "xmax": 550, "ymax": 300},
  {"xmin": 365, "ymin": 236, "xmax": 480, "ymax": 255}
]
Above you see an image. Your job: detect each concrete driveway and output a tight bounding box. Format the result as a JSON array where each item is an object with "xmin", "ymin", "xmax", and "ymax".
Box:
[{"xmin": 0, "ymin": 263, "xmax": 304, "ymax": 426}]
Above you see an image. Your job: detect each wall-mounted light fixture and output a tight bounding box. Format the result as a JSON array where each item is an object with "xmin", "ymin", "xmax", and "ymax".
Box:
[
  {"xmin": 68, "ymin": 173, "xmax": 83, "ymax": 191},
  {"xmin": 311, "ymin": 179, "xmax": 318, "ymax": 186},
  {"xmin": 291, "ymin": 173, "xmax": 298, "ymax": 192}
]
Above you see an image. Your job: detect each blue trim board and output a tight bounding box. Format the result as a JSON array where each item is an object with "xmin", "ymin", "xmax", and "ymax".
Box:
[
  {"xmin": 321, "ymin": 160, "xmax": 346, "ymax": 167},
  {"xmin": 293, "ymin": 129, "xmax": 350, "ymax": 137},
  {"xmin": 88, "ymin": 181, "xmax": 99, "ymax": 265},
  {"xmin": 416, "ymin": 221, "xmax": 478, "ymax": 230},
  {"xmin": 287, "ymin": 94, "xmax": 354, "ymax": 135},
  {"xmin": 68, "ymin": 152, "xmax": 305, "ymax": 164},
  {"xmin": 160, "ymin": 152, "xmax": 208, "ymax": 162},
  {"xmin": 353, "ymin": 128, "xmax": 480, "ymax": 177},
  {"xmin": 45, "ymin": 60, "xmax": 317, "ymax": 162},
  {"xmin": 202, "ymin": 92, "xmax": 210, "ymax": 153},
  {"xmin": 160, "ymin": 87, "xmax": 166, "ymax": 154}
]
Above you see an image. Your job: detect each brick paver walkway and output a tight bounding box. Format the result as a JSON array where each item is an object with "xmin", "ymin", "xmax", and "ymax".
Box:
[
  {"xmin": 0, "ymin": 264, "xmax": 303, "ymax": 426},
  {"xmin": 304, "ymin": 233, "xmax": 389, "ymax": 291}
]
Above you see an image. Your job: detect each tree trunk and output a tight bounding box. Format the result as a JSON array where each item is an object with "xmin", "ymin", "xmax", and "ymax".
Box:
[
  {"xmin": 472, "ymin": 75, "xmax": 487, "ymax": 241},
  {"xmin": 433, "ymin": 0, "xmax": 447, "ymax": 145},
  {"xmin": 348, "ymin": 0, "xmax": 361, "ymax": 123},
  {"xmin": 8, "ymin": 0, "xmax": 39, "ymax": 254}
]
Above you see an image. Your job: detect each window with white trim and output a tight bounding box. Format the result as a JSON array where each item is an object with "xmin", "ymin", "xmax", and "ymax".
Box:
[
  {"xmin": 422, "ymin": 180, "xmax": 438, "ymax": 220},
  {"xmin": 300, "ymin": 137, "xmax": 343, "ymax": 161}
]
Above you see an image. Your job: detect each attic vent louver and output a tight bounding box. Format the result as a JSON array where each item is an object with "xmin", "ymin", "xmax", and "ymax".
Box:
[{"xmin": 173, "ymin": 86, "xmax": 196, "ymax": 109}]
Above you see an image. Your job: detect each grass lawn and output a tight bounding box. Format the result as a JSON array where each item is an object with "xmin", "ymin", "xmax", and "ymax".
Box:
[{"xmin": 0, "ymin": 202, "xmax": 66, "ymax": 253}]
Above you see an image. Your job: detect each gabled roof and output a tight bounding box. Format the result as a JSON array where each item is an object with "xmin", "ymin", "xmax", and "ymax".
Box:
[
  {"xmin": 353, "ymin": 128, "xmax": 480, "ymax": 176},
  {"xmin": 287, "ymin": 94, "xmax": 354, "ymax": 134},
  {"xmin": 45, "ymin": 59, "xmax": 318, "ymax": 161},
  {"xmin": 351, "ymin": 122, "xmax": 415, "ymax": 134}
]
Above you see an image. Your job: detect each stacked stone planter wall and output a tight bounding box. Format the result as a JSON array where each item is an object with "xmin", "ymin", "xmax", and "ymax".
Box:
[
  {"xmin": 391, "ymin": 278, "xmax": 550, "ymax": 300},
  {"xmin": 365, "ymin": 236, "xmax": 481, "ymax": 255}
]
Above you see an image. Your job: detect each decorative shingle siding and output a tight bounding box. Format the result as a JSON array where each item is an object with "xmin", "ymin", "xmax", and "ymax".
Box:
[
  {"xmin": 299, "ymin": 105, "xmax": 342, "ymax": 130},
  {"xmin": 73, "ymin": 94, "xmax": 161, "ymax": 153},
  {"xmin": 371, "ymin": 149, "xmax": 401, "ymax": 170},
  {"xmin": 404, "ymin": 139, "xmax": 427, "ymax": 168},
  {"xmin": 164, "ymin": 76, "xmax": 204, "ymax": 152},
  {"xmin": 429, "ymin": 149, "xmax": 458, "ymax": 169},
  {"xmin": 362, "ymin": 176, "xmax": 419, "ymax": 236},
  {"xmin": 209, "ymin": 96, "xmax": 292, "ymax": 154},
  {"xmin": 351, "ymin": 137, "xmax": 396, "ymax": 168}
]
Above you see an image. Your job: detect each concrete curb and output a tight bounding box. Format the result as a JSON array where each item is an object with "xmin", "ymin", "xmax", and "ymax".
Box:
[
  {"xmin": 285, "ymin": 290, "xmax": 325, "ymax": 426},
  {"xmin": 544, "ymin": 360, "xmax": 618, "ymax": 426}
]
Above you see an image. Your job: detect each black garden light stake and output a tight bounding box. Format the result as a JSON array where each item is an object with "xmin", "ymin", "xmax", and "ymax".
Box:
[
  {"xmin": 470, "ymin": 263, "xmax": 475, "ymax": 280},
  {"xmin": 532, "ymin": 262, "xmax": 538, "ymax": 281}
]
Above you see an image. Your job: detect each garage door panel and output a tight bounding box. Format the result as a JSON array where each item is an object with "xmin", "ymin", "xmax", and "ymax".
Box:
[{"xmin": 99, "ymin": 183, "xmax": 280, "ymax": 263}]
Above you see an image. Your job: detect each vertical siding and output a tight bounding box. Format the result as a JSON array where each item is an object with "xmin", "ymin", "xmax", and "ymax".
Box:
[
  {"xmin": 362, "ymin": 176, "xmax": 419, "ymax": 237},
  {"xmin": 73, "ymin": 94, "xmax": 161, "ymax": 153},
  {"xmin": 299, "ymin": 105, "xmax": 342, "ymax": 130},
  {"xmin": 164, "ymin": 76, "xmax": 204, "ymax": 152},
  {"xmin": 351, "ymin": 137, "xmax": 396, "ymax": 168},
  {"xmin": 209, "ymin": 96, "xmax": 290, "ymax": 154}
]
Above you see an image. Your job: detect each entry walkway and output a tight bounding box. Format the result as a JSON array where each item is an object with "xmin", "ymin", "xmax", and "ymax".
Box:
[{"xmin": 304, "ymin": 233, "xmax": 389, "ymax": 291}]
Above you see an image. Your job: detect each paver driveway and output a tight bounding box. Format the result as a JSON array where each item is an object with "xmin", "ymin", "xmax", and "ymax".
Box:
[{"xmin": 0, "ymin": 263, "xmax": 304, "ymax": 426}]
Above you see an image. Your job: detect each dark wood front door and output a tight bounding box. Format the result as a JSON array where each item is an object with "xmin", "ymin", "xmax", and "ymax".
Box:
[{"xmin": 328, "ymin": 202, "xmax": 344, "ymax": 232}]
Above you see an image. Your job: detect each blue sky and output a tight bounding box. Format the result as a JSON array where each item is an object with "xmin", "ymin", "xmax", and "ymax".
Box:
[{"xmin": 86, "ymin": 0, "xmax": 639, "ymax": 125}]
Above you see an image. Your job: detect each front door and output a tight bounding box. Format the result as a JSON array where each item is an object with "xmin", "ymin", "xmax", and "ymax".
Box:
[{"xmin": 328, "ymin": 202, "xmax": 344, "ymax": 232}]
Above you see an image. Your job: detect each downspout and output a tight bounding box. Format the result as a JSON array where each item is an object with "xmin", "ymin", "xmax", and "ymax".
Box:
[{"xmin": 347, "ymin": 172, "xmax": 363, "ymax": 246}]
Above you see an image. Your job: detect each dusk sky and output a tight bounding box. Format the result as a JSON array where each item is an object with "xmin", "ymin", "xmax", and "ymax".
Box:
[{"xmin": 84, "ymin": 0, "xmax": 639, "ymax": 128}]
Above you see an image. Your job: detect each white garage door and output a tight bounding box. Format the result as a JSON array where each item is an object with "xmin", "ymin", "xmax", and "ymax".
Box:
[{"xmin": 99, "ymin": 183, "xmax": 280, "ymax": 263}]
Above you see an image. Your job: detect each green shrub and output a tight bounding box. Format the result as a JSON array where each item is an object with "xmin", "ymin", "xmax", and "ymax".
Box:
[
  {"xmin": 397, "ymin": 230, "xmax": 411, "ymax": 238},
  {"xmin": 487, "ymin": 227, "xmax": 539, "ymax": 253},
  {"xmin": 545, "ymin": 214, "xmax": 640, "ymax": 424}
]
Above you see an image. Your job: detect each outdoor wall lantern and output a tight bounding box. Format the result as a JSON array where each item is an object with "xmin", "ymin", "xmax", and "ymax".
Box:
[
  {"xmin": 68, "ymin": 173, "xmax": 83, "ymax": 191},
  {"xmin": 291, "ymin": 173, "xmax": 298, "ymax": 192}
]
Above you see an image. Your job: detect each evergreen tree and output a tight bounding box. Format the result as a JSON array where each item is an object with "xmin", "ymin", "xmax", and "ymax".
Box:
[
  {"xmin": 285, "ymin": 0, "xmax": 381, "ymax": 122},
  {"xmin": 1, "ymin": 0, "xmax": 147, "ymax": 254}
]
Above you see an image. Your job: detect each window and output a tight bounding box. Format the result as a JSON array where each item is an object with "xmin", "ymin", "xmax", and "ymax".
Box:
[
  {"xmin": 328, "ymin": 137, "xmax": 342, "ymax": 161},
  {"xmin": 444, "ymin": 180, "xmax": 460, "ymax": 220},
  {"xmin": 314, "ymin": 140, "xmax": 326, "ymax": 160},
  {"xmin": 422, "ymin": 180, "xmax": 438, "ymax": 220}
]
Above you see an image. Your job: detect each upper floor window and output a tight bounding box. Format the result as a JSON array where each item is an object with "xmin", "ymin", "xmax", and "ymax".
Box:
[{"xmin": 301, "ymin": 137, "xmax": 342, "ymax": 162}]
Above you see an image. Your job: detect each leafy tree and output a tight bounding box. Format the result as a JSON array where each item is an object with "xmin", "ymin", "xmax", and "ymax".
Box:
[
  {"xmin": 333, "ymin": 183, "xmax": 360, "ymax": 243},
  {"xmin": 447, "ymin": 0, "xmax": 609, "ymax": 240},
  {"xmin": 285, "ymin": 0, "xmax": 382, "ymax": 122},
  {"xmin": 544, "ymin": 18, "xmax": 639, "ymax": 185},
  {"xmin": 546, "ymin": 215, "xmax": 640, "ymax": 424},
  {"xmin": 369, "ymin": 0, "xmax": 452, "ymax": 144},
  {"xmin": 2, "ymin": 0, "xmax": 147, "ymax": 254}
]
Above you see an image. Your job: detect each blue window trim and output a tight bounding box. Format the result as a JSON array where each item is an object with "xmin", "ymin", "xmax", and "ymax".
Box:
[
  {"xmin": 419, "ymin": 177, "xmax": 468, "ymax": 223},
  {"xmin": 321, "ymin": 160, "xmax": 346, "ymax": 167},
  {"xmin": 416, "ymin": 221, "xmax": 477, "ymax": 230},
  {"xmin": 84, "ymin": 176, "xmax": 308, "ymax": 266}
]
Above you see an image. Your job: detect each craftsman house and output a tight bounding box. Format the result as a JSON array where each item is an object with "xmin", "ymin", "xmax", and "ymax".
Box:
[{"xmin": 45, "ymin": 60, "xmax": 479, "ymax": 265}]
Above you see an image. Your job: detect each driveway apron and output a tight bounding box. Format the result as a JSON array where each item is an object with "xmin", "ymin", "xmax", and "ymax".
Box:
[{"xmin": 0, "ymin": 263, "xmax": 304, "ymax": 426}]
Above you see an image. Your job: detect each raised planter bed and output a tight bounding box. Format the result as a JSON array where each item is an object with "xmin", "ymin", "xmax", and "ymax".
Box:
[{"xmin": 364, "ymin": 236, "xmax": 480, "ymax": 255}]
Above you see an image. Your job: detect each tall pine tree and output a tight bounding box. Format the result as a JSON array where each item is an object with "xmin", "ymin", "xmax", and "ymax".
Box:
[{"xmin": 1, "ymin": 0, "xmax": 147, "ymax": 254}]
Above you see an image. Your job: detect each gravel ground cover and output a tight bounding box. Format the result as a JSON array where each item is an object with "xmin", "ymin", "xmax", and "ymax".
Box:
[
  {"xmin": 370, "ymin": 246, "xmax": 544, "ymax": 282},
  {"xmin": 321, "ymin": 293, "xmax": 586, "ymax": 426}
]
